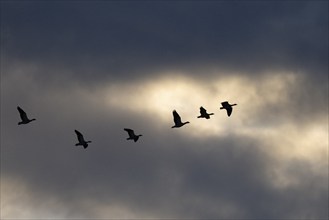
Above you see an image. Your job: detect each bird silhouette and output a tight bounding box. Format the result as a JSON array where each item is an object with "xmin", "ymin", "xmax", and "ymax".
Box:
[
  {"xmin": 172, "ymin": 110, "xmax": 190, "ymax": 128},
  {"xmin": 197, "ymin": 106, "xmax": 214, "ymax": 119},
  {"xmin": 17, "ymin": 106, "xmax": 36, "ymax": 125},
  {"xmin": 220, "ymin": 101, "xmax": 237, "ymax": 117},
  {"xmin": 74, "ymin": 130, "xmax": 91, "ymax": 149},
  {"xmin": 124, "ymin": 128, "xmax": 142, "ymax": 142}
]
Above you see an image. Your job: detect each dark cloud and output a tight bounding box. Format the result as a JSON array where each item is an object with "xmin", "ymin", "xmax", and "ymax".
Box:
[
  {"xmin": 1, "ymin": 1, "xmax": 328, "ymax": 219},
  {"xmin": 3, "ymin": 126, "xmax": 327, "ymax": 218},
  {"xmin": 2, "ymin": 1, "xmax": 328, "ymax": 82}
]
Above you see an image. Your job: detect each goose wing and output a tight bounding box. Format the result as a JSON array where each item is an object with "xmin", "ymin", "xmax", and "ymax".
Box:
[
  {"xmin": 173, "ymin": 110, "xmax": 182, "ymax": 124},
  {"xmin": 75, "ymin": 130, "xmax": 85, "ymax": 143},
  {"xmin": 17, "ymin": 106, "xmax": 29, "ymax": 121},
  {"xmin": 221, "ymin": 101, "xmax": 230, "ymax": 108},
  {"xmin": 124, "ymin": 128, "xmax": 135, "ymax": 137},
  {"xmin": 200, "ymin": 106, "xmax": 207, "ymax": 116},
  {"xmin": 226, "ymin": 106, "xmax": 233, "ymax": 116}
]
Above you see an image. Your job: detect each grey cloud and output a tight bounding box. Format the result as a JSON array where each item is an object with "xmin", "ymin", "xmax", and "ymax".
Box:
[
  {"xmin": 3, "ymin": 125, "xmax": 327, "ymax": 218},
  {"xmin": 244, "ymin": 74, "xmax": 328, "ymax": 127},
  {"xmin": 2, "ymin": 1, "xmax": 327, "ymax": 82},
  {"xmin": 2, "ymin": 75, "xmax": 327, "ymax": 218},
  {"xmin": 1, "ymin": 1, "xmax": 328, "ymax": 219}
]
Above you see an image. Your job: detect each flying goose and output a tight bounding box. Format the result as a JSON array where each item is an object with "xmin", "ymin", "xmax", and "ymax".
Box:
[
  {"xmin": 17, "ymin": 106, "xmax": 36, "ymax": 125},
  {"xmin": 124, "ymin": 128, "xmax": 142, "ymax": 142},
  {"xmin": 220, "ymin": 101, "xmax": 237, "ymax": 117},
  {"xmin": 171, "ymin": 110, "xmax": 190, "ymax": 128},
  {"xmin": 74, "ymin": 130, "xmax": 91, "ymax": 149},
  {"xmin": 197, "ymin": 106, "xmax": 214, "ymax": 119}
]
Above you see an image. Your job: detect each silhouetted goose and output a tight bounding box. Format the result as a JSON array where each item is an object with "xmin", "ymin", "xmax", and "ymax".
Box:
[
  {"xmin": 171, "ymin": 110, "xmax": 190, "ymax": 128},
  {"xmin": 74, "ymin": 130, "xmax": 91, "ymax": 149},
  {"xmin": 17, "ymin": 106, "xmax": 36, "ymax": 125},
  {"xmin": 220, "ymin": 101, "xmax": 237, "ymax": 117},
  {"xmin": 197, "ymin": 106, "xmax": 214, "ymax": 119},
  {"xmin": 124, "ymin": 128, "xmax": 142, "ymax": 142}
]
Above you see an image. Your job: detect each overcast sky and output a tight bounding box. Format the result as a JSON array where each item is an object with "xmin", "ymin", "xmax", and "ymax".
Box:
[{"xmin": 1, "ymin": 1, "xmax": 328, "ymax": 219}]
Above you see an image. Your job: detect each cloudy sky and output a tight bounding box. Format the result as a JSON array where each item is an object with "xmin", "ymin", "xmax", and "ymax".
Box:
[{"xmin": 1, "ymin": 1, "xmax": 328, "ymax": 219}]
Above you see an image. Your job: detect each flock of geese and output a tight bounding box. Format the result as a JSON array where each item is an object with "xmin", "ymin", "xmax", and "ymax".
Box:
[{"xmin": 17, "ymin": 101, "xmax": 237, "ymax": 148}]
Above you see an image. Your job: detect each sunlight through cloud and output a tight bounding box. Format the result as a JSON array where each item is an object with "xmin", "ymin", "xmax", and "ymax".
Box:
[{"xmin": 104, "ymin": 71, "xmax": 298, "ymax": 138}]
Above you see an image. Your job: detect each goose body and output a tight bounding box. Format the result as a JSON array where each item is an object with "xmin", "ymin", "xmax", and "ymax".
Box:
[
  {"xmin": 197, "ymin": 106, "xmax": 214, "ymax": 119},
  {"xmin": 124, "ymin": 128, "xmax": 142, "ymax": 142},
  {"xmin": 17, "ymin": 106, "xmax": 36, "ymax": 125},
  {"xmin": 171, "ymin": 110, "xmax": 190, "ymax": 128},
  {"xmin": 220, "ymin": 101, "xmax": 237, "ymax": 117},
  {"xmin": 74, "ymin": 130, "xmax": 91, "ymax": 149}
]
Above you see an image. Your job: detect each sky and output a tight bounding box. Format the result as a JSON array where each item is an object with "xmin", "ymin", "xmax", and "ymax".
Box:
[{"xmin": 0, "ymin": 1, "xmax": 328, "ymax": 219}]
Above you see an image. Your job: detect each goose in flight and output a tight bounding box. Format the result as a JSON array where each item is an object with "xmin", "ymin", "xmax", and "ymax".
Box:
[
  {"xmin": 74, "ymin": 130, "xmax": 91, "ymax": 149},
  {"xmin": 124, "ymin": 128, "xmax": 142, "ymax": 142},
  {"xmin": 171, "ymin": 110, "xmax": 190, "ymax": 128},
  {"xmin": 220, "ymin": 101, "xmax": 237, "ymax": 117},
  {"xmin": 197, "ymin": 106, "xmax": 214, "ymax": 119},
  {"xmin": 17, "ymin": 106, "xmax": 36, "ymax": 125}
]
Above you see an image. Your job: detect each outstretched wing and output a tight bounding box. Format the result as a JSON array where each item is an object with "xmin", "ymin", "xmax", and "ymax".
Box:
[
  {"xmin": 221, "ymin": 101, "xmax": 229, "ymax": 108},
  {"xmin": 75, "ymin": 130, "xmax": 85, "ymax": 143},
  {"xmin": 226, "ymin": 107, "xmax": 233, "ymax": 116},
  {"xmin": 124, "ymin": 128, "xmax": 135, "ymax": 137},
  {"xmin": 17, "ymin": 106, "xmax": 28, "ymax": 121},
  {"xmin": 173, "ymin": 110, "xmax": 182, "ymax": 124},
  {"xmin": 200, "ymin": 106, "xmax": 207, "ymax": 115}
]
